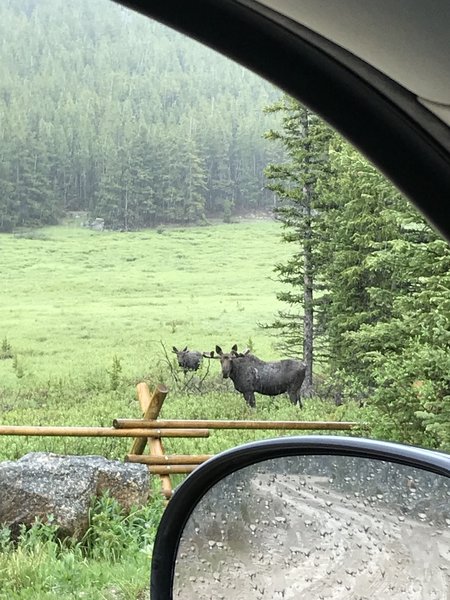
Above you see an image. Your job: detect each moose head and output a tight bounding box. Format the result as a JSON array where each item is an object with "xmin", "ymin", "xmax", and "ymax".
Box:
[
  {"xmin": 212, "ymin": 344, "xmax": 250, "ymax": 378},
  {"xmin": 172, "ymin": 345, "xmax": 188, "ymax": 353}
]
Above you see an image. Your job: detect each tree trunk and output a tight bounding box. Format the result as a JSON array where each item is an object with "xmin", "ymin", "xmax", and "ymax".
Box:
[
  {"xmin": 302, "ymin": 182, "xmax": 314, "ymax": 396},
  {"xmin": 301, "ymin": 108, "xmax": 314, "ymax": 396}
]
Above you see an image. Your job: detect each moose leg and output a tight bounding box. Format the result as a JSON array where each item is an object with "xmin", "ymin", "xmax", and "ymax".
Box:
[
  {"xmin": 288, "ymin": 388, "xmax": 303, "ymax": 408},
  {"xmin": 243, "ymin": 391, "xmax": 256, "ymax": 408}
]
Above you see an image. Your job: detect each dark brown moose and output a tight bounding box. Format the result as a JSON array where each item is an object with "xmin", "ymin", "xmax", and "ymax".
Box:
[
  {"xmin": 209, "ymin": 345, "xmax": 306, "ymax": 408},
  {"xmin": 172, "ymin": 346, "xmax": 203, "ymax": 373}
]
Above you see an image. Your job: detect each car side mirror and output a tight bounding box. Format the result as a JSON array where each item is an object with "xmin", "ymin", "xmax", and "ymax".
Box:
[{"xmin": 151, "ymin": 437, "xmax": 450, "ymax": 599}]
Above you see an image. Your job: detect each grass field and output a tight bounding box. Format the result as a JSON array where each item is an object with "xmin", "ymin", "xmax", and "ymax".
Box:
[
  {"xmin": 0, "ymin": 220, "xmax": 291, "ymax": 388},
  {"xmin": 0, "ymin": 220, "xmax": 367, "ymax": 599}
]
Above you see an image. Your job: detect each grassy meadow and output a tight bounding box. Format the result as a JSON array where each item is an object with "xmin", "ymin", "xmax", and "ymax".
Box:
[
  {"xmin": 0, "ymin": 220, "xmax": 367, "ymax": 598},
  {"xmin": 0, "ymin": 220, "xmax": 290, "ymax": 387}
]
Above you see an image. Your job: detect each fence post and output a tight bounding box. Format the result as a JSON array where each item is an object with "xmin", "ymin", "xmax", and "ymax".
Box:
[
  {"xmin": 132, "ymin": 382, "xmax": 172, "ymax": 499},
  {"xmin": 130, "ymin": 383, "xmax": 168, "ymax": 454}
]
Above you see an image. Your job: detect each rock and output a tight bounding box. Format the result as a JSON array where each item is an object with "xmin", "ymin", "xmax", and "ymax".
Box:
[
  {"xmin": 0, "ymin": 452, "xmax": 150, "ymax": 539},
  {"xmin": 88, "ymin": 217, "xmax": 105, "ymax": 231}
]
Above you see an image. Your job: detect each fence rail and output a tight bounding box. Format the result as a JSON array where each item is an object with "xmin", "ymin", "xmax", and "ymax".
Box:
[
  {"xmin": 126, "ymin": 454, "xmax": 213, "ymax": 465},
  {"xmin": 0, "ymin": 426, "xmax": 209, "ymax": 438},
  {"xmin": 114, "ymin": 418, "xmax": 360, "ymax": 431}
]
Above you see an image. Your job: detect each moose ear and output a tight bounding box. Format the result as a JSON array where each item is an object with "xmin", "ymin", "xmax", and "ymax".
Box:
[
  {"xmin": 231, "ymin": 344, "xmax": 238, "ymax": 352},
  {"xmin": 183, "ymin": 346, "xmax": 188, "ymax": 352},
  {"xmin": 215, "ymin": 345, "xmax": 223, "ymax": 355},
  {"xmin": 172, "ymin": 346, "xmax": 178, "ymax": 353}
]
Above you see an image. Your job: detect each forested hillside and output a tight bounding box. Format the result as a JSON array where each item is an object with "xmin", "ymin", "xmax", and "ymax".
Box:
[{"xmin": 0, "ymin": 0, "xmax": 282, "ymax": 231}]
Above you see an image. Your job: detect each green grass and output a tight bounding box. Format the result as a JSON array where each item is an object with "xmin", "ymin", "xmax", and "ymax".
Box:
[
  {"xmin": 0, "ymin": 221, "xmax": 290, "ymax": 389},
  {"xmin": 0, "ymin": 221, "xmax": 369, "ymax": 597}
]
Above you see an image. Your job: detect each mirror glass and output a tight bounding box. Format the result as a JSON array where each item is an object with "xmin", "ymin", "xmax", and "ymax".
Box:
[{"xmin": 173, "ymin": 455, "xmax": 450, "ymax": 599}]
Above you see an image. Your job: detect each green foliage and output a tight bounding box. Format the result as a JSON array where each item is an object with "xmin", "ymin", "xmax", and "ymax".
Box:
[
  {"xmin": 366, "ymin": 342, "xmax": 450, "ymax": 448},
  {"xmin": 80, "ymin": 492, "xmax": 164, "ymax": 562},
  {"xmin": 222, "ymin": 199, "xmax": 234, "ymax": 223},
  {"xmin": 17, "ymin": 517, "xmax": 61, "ymax": 551},
  {"xmin": 316, "ymin": 144, "xmax": 412, "ymax": 380},
  {"xmin": 0, "ymin": 337, "xmax": 13, "ymax": 360},
  {"xmin": 0, "ymin": 495, "xmax": 164, "ymax": 599},
  {"xmin": 316, "ymin": 142, "xmax": 450, "ymax": 450},
  {"xmin": 12, "ymin": 354, "xmax": 24, "ymax": 379},
  {"xmin": 263, "ymin": 101, "xmax": 449, "ymax": 450},
  {"xmin": 108, "ymin": 355, "xmax": 123, "ymax": 391},
  {"xmin": 263, "ymin": 96, "xmax": 335, "ymax": 391}
]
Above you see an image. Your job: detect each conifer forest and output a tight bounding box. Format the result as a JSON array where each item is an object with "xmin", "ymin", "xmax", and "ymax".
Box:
[{"xmin": 0, "ymin": 0, "xmax": 281, "ymax": 232}]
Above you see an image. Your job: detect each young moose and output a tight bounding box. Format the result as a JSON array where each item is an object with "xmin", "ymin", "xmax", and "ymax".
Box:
[
  {"xmin": 211, "ymin": 345, "xmax": 306, "ymax": 408},
  {"xmin": 172, "ymin": 346, "xmax": 203, "ymax": 373}
]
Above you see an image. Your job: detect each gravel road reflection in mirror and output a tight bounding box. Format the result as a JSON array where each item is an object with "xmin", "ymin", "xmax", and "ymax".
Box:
[{"xmin": 173, "ymin": 455, "xmax": 450, "ymax": 599}]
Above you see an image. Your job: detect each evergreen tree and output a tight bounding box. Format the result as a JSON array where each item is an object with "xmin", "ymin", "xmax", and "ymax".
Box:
[
  {"xmin": 263, "ymin": 96, "xmax": 333, "ymax": 393},
  {"xmin": 317, "ymin": 143, "xmax": 411, "ymax": 382},
  {"xmin": 319, "ymin": 142, "xmax": 450, "ymax": 450}
]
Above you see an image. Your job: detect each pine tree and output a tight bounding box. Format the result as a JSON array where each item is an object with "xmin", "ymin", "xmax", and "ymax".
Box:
[
  {"xmin": 0, "ymin": 0, "xmax": 281, "ymax": 228},
  {"xmin": 318, "ymin": 141, "xmax": 450, "ymax": 449},
  {"xmin": 318, "ymin": 143, "xmax": 415, "ymax": 383},
  {"xmin": 263, "ymin": 96, "xmax": 333, "ymax": 393}
]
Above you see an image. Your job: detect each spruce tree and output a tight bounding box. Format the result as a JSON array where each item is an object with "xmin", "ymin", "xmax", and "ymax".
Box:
[
  {"xmin": 318, "ymin": 141, "xmax": 450, "ymax": 449},
  {"xmin": 263, "ymin": 96, "xmax": 333, "ymax": 393}
]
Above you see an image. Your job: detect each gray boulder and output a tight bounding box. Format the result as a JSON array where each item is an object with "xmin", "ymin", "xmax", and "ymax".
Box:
[{"xmin": 0, "ymin": 452, "xmax": 150, "ymax": 539}]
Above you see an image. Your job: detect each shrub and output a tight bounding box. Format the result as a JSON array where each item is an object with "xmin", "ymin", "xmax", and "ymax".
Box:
[
  {"xmin": 0, "ymin": 337, "xmax": 13, "ymax": 360},
  {"xmin": 79, "ymin": 492, "xmax": 164, "ymax": 562},
  {"xmin": 107, "ymin": 355, "xmax": 122, "ymax": 391}
]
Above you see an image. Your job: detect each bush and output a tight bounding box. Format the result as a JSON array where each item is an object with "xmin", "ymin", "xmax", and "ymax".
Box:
[
  {"xmin": 0, "ymin": 337, "xmax": 13, "ymax": 360},
  {"xmin": 107, "ymin": 355, "xmax": 122, "ymax": 391},
  {"xmin": 222, "ymin": 199, "xmax": 234, "ymax": 223},
  {"xmin": 0, "ymin": 493, "xmax": 165, "ymax": 598},
  {"xmin": 80, "ymin": 492, "xmax": 164, "ymax": 562}
]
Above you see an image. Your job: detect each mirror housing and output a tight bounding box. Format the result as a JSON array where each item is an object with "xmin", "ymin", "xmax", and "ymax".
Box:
[{"xmin": 151, "ymin": 437, "xmax": 450, "ymax": 599}]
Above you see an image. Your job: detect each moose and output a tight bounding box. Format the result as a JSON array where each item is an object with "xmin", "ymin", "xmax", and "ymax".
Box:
[
  {"xmin": 209, "ymin": 344, "xmax": 306, "ymax": 408},
  {"xmin": 172, "ymin": 346, "xmax": 203, "ymax": 373}
]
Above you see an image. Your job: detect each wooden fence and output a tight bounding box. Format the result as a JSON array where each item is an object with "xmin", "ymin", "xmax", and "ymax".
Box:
[
  {"xmin": 0, "ymin": 382, "xmax": 364, "ymax": 499},
  {"xmin": 125, "ymin": 383, "xmax": 364, "ymax": 497}
]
